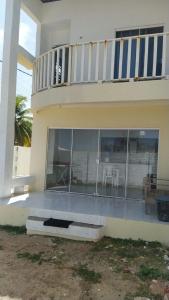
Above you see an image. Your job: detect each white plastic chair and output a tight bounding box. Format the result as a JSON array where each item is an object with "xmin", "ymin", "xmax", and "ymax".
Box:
[{"xmin": 102, "ymin": 165, "xmax": 119, "ymax": 187}]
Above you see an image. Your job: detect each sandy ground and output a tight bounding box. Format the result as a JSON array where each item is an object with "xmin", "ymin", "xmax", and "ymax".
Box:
[{"xmin": 0, "ymin": 228, "xmax": 168, "ymax": 300}]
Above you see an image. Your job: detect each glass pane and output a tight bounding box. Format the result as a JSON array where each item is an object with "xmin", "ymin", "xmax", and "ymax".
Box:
[
  {"xmin": 97, "ymin": 130, "xmax": 128, "ymax": 197},
  {"xmin": 116, "ymin": 29, "xmax": 139, "ymax": 38},
  {"xmin": 156, "ymin": 36, "xmax": 163, "ymax": 76},
  {"xmin": 147, "ymin": 37, "xmax": 154, "ymax": 76},
  {"xmin": 70, "ymin": 129, "xmax": 98, "ymax": 194},
  {"xmin": 140, "ymin": 26, "xmax": 163, "ymax": 35},
  {"xmin": 114, "ymin": 39, "xmax": 137, "ymax": 79},
  {"xmin": 46, "ymin": 129, "xmax": 72, "ymax": 191},
  {"xmin": 138, "ymin": 38, "xmax": 145, "ymax": 77},
  {"xmin": 114, "ymin": 41, "xmax": 120, "ymax": 79},
  {"xmin": 122, "ymin": 40, "xmax": 128, "ymax": 78},
  {"xmin": 130, "ymin": 39, "xmax": 137, "ymax": 78},
  {"xmin": 127, "ymin": 130, "xmax": 159, "ymax": 200}
]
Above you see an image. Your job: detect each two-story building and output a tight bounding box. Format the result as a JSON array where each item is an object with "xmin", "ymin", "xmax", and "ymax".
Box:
[{"xmin": 1, "ymin": 0, "xmax": 169, "ymax": 242}]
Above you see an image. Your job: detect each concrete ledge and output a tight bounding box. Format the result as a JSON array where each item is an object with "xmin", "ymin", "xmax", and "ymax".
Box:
[
  {"xmin": 105, "ymin": 217, "xmax": 169, "ymax": 245},
  {"xmin": 26, "ymin": 217, "xmax": 104, "ymax": 241},
  {"xmin": 29, "ymin": 207, "xmax": 106, "ymax": 226},
  {"xmin": 0, "ymin": 202, "xmax": 169, "ymax": 245},
  {"xmin": 12, "ymin": 176, "xmax": 35, "ymax": 193},
  {"xmin": 0, "ymin": 205, "xmax": 29, "ymax": 226},
  {"xmin": 12, "ymin": 176, "xmax": 35, "ymax": 187}
]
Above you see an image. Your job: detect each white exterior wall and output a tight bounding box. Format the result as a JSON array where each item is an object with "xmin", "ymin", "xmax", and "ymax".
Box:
[
  {"xmin": 40, "ymin": 20, "xmax": 70, "ymax": 54},
  {"xmin": 13, "ymin": 146, "xmax": 31, "ymax": 177},
  {"xmin": 36, "ymin": 0, "xmax": 169, "ymax": 79},
  {"xmin": 40, "ymin": 0, "xmax": 169, "ymax": 50}
]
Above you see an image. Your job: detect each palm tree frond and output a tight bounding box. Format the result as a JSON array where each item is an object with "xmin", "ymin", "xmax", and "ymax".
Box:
[{"xmin": 15, "ymin": 95, "xmax": 32, "ymax": 147}]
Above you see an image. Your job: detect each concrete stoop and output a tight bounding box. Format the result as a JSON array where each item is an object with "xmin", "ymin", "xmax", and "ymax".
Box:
[{"xmin": 26, "ymin": 216, "xmax": 105, "ymax": 241}]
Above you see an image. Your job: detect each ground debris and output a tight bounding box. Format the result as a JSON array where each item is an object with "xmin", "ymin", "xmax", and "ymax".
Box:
[
  {"xmin": 0, "ymin": 231, "xmax": 168, "ymax": 300},
  {"xmin": 134, "ymin": 298, "xmax": 150, "ymax": 300},
  {"xmin": 149, "ymin": 279, "xmax": 169, "ymax": 296}
]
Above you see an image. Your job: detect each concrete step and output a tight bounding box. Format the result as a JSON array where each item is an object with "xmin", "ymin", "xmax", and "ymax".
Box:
[
  {"xmin": 29, "ymin": 207, "xmax": 106, "ymax": 226},
  {"xmin": 26, "ymin": 216, "xmax": 105, "ymax": 241}
]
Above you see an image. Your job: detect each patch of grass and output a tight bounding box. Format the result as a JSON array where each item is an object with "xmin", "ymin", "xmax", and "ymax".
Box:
[
  {"xmin": 91, "ymin": 237, "xmax": 162, "ymax": 253},
  {"xmin": 17, "ymin": 251, "xmax": 44, "ymax": 264},
  {"xmin": 138, "ymin": 264, "xmax": 162, "ymax": 281},
  {"xmin": 116, "ymin": 246, "xmax": 138, "ymax": 259},
  {"xmin": 147, "ymin": 241, "xmax": 162, "ymax": 248},
  {"xmin": 90, "ymin": 237, "xmax": 164, "ymax": 269},
  {"xmin": 0, "ymin": 245, "xmax": 3, "ymax": 250},
  {"xmin": 0, "ymin": 225, "xmax": 26, "ymax": 235},
  {"xmin": 137, "ymin": 263, "xmax": 169, "ymax": 282},
  {"xmin": 110, "ymin": 238, "xmax": 147, "ymax": 247},
  {"xmin": 73, "ymin": 264, "xmax": 102, "ymax": 284},
  {"xmin": 17, "ymin": 250, "xmax": 66, "ymax": 266}
]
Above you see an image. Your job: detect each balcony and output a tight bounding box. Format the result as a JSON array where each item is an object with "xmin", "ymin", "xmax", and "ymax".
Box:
[{"xmin": 32, "ymin": 32, "xmax": 169, "ymax": 108}]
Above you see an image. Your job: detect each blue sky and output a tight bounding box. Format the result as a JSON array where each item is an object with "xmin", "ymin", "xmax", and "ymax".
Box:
[{"xmin": 0, "ymin": 0, "xmax": 37, "ymax": 107}]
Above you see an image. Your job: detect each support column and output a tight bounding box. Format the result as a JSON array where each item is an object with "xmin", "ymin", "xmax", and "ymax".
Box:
[{"xmin": 0, "ymin": 0, "xmax": 21, "ymax": 197}]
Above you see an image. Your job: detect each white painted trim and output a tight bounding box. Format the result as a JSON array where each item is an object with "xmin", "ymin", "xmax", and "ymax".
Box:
[
  {"xmin": 36, "ymin": 22, "xmax": 41, "ymax": 57},
  {"xmin": 48, "ymin": 127, "xmax": 160, "ymax": 130},
  {"xmin": 114, "ymin": 23, "xmax": 165, "ymax": 35}
]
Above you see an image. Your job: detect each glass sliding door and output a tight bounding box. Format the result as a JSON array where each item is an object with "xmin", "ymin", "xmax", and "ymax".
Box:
[
  {"xmin": 127, "ymin": 130, "xmax": 159, "ymax": 199},
  {"xmin": 46, "ymin": 128, "xmax": 159, "ymax": 201},
  {"xmin": 70, "ymin": 129, "xmax": 98, "ymax": 194},
  {"xmin": 46, "ymin": 129, "xmax": 72, "ymax": 191},
  {"xmin": 97, "ymin": 130, "xmax": 128, "ymax": 197}
]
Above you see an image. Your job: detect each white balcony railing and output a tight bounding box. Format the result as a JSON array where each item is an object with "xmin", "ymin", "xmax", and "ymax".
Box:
[{"xmin": 32, "ymin": 32, "xmax": 169, "ymax": 95}]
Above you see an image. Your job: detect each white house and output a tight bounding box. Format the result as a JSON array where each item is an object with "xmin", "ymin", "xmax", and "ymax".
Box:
[{"xmin": 0, "ymin": 0, "xmax": 169, "ymax": 243}]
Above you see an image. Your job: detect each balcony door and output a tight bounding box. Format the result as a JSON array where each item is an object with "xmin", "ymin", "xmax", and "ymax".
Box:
[{"xmin": 114, "ymin": 26, "xmax": 164, "ymax": 79}]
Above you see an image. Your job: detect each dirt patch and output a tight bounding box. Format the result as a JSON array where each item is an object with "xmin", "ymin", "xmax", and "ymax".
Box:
[{"xmin": 0, "ymin": 228, "xmax": 168, "ymax": 299}]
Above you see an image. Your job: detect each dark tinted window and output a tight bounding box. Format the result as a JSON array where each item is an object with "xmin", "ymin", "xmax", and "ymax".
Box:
[
  {"xmin": 114, "ymin": 26, "xmax": 164, "ymax": 78},
  {"xmin": 116, "ymin": 27, "xmax": 163, "ymax": 38}
]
